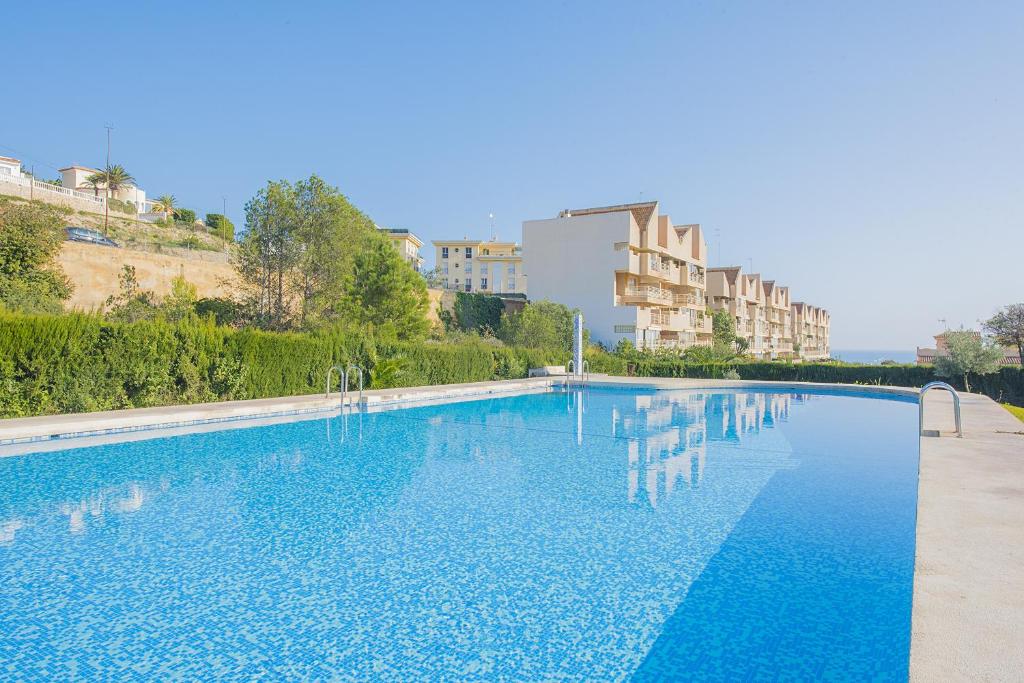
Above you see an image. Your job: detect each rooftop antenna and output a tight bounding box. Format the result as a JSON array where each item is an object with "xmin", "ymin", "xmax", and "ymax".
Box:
[
  {"xmin": 489, "ymin": 212, "xmax": 495, "ymax": 241},
  {"xmin": 938, "ymin": 318, "xmax": 948, "ymax": 330},
  {"xmin": 104, "ymin": 124, "xmax": 114, "ymax": 168},
  {"xmin": 714, "ymin": 227, "xmax": 721, "ymax": 265}
]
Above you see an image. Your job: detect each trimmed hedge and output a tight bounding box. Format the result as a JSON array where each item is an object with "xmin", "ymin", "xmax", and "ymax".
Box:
[
  {"xmin": 623, "ymin": 359, "xmax": 1024, "ymax": 405},
  {"xmin": 0, "ymin": 313, "xmax": 562, "ymax": 418}
]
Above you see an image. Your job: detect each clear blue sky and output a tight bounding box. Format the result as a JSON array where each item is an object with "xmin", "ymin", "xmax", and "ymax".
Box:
[{"xmin": 4, "ymin": 1, "xmax": 1021, "ymax": 349}]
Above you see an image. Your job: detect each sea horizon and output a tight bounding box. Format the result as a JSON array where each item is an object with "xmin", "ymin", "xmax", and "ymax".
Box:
[{"xmin": 832, "ymin": 349, "xmax": 917, "ymax": 364}]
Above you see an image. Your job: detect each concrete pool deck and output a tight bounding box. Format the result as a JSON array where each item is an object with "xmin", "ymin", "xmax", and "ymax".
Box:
[{"xmin": 0, "ymin": 376, "xmax": 1021, "ymax": 680}]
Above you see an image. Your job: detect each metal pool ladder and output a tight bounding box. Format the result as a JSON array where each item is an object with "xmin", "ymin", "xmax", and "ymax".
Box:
[
  {"xmin": 919, "ymin": 381, "xmax": 962, "ymax": 438},
  {"xmin": 344, "ymin": 365, "xmax": 364, "ymax": 407},
  {"xmin": 325, "ymin": 364, "xmax": 365, "ymax": 409},
  {"xmin": 565, "ymin": 359, "xmax": 590, "ymax": 389}
]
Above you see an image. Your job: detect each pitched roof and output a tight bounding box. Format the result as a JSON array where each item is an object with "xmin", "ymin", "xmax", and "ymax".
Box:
[
  {"xmin": 708, "ymin": 266, "xmax": 742, "ymax": 284},
  {"xmin": 560, "ymin": 201, "xmax": 658, "ymax": 229}
]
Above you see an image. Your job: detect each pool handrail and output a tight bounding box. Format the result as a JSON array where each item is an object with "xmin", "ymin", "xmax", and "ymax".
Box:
[
  {"xmin": 325, "ymin": 365, "xmax": 346, "ymax": 403},
  {"xmin": 919, "ymin": 381, "xmax": 962, "ymax": 438},
  {"xmin": 564, "ymin": 359, "xmax": 589, "ymax": 389},
  {"xmin": 344, "ymin": 364, "xmax": 364, "ymax": 407}
]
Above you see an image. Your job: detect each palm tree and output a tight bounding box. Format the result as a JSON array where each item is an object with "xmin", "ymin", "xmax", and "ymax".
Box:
[
  {"xmin": 87, "ymin": 164, "xmax": 136, "ymax": 234},
  {"xmin": 82, "ymin": 176, "xmax": 102, "ymax": 197},
  {"xmin": 152, "ymin": 194, "xmax": 177, "ymax": 219}
]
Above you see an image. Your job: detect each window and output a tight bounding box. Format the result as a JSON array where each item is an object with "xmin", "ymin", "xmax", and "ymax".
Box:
[
  {"xmin": 443, "ymin": 264, "xmax": 449, "ymax": 274},
  {"xmin": 481, "ymin": 278, "xmax": 488, "ymax": 290},
  {"xmin": 464, "ymin": 280, "xmax": 472, "ymax": 292},
  {"xmin": 464, "ymin": 262, "xmax": 472, "ymax": 273},
  {"xmin": 480, "ymin": 263, "xmax": 488, "ymax": 275},
  {"xmin": 454, "ymin": 247, "xmax": 460, "ymax": 253},
  {"xmin": 507, "ymin": 277, "xmax": 516, "ymax": 290},
  {"xmin": 441, "ymin": 247, "xmax": 449, "ymax": 259},
  {"xmin": 465, "ymin": 247, "xmax": 473, "ymax": 258}
]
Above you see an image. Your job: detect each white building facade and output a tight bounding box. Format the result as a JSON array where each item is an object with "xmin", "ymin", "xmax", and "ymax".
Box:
[{"xmin": 522, "ymin": 201, "xmax": 712, "ymax": 350}]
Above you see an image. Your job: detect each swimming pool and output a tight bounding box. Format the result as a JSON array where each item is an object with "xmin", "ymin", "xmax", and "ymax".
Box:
[{"xmin": 0, "ymin": 386, "xmax": 919, "ymax": 680}]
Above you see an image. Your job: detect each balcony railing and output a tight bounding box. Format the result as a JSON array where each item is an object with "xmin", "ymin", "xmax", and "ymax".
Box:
[
  {"xmin": 623, "ymin": 285, "xmax": 675, "ymax": 303},
  {"xmin": 673, "ymin": 293, "xmax": 705, "ymax": 306}
]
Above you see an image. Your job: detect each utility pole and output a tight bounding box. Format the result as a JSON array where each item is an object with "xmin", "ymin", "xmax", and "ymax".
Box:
[
  {"xmin": 104, "ymin": 125, "xmax": 114, "ymax": 169},
  {"xmin": 489, "ymin": 212, "xmax": 495, "ymax": 241}
]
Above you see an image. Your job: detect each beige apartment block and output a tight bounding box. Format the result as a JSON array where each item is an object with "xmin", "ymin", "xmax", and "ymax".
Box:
[
  {"xmin": 707, "ymin": 267, "xmax": 802, "ymax": 360},
  {"xmin": 762, "ymin": 281, "xmax": 794, "ymax": 358},
  {"xmin": 432, "ymin": 239, "xmax": 526, "ymax": 295},
  {"xmin": 522, "ymin": 201, "xmax": 712, "ymax": 351},
  {"xmin": 378, "ymin": 227, "xmax": 424, "ymax": 272},
  {"xmin": 792, "ymin": 302, "xmax": 831, "ymax": 360}
]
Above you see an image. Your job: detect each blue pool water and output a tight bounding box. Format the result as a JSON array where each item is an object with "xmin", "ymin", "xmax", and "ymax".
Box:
[{"xmin": 0, "ymin": 388, "xmax": 920, "ymax": 681}]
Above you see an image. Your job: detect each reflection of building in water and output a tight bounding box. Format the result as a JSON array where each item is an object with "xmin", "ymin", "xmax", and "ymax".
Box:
[
  {"xmin": 705, "ymin": 391, "xmax": 793, "ymax": 443},
  {"xmin": 621, "ymin": 391, "xmax": 796, "ymax": 508},
  {"xmin": 0, "ymin": 518, "xmax": 24, "ymax": 544},
  {"xmin": 616, "ymin": 392, "xmax": 708, "ymax": 508},
  {"xmin": 50, "ymin": 482, "xmax": 149, "ymax": 536}
]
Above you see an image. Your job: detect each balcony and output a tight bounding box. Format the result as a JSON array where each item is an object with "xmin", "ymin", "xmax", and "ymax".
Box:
[
  {"xmin": 622, "ymin": 285, "xmax": 674, "ymax": 305},
  {"xmin": 673, "ymin": 292, "xmax": 706, "ymax": 307},
  {"xmin": 686, "ymin": 268, "xmax": 706, "ymax": 286}
]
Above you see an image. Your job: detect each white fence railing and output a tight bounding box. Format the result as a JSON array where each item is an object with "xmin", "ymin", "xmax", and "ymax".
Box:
[{"xmin": 0, "ymin": 169, "xmax": 105, "ymax": 206}]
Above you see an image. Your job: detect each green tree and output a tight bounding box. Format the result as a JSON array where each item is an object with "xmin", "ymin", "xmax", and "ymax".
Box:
[
  {"xmin": 341, "ymin": 235, "xmax": 430, "ymax": 339},
  {"xmin": 711, "ymin": 307, "xmax": 737, "ymax": 347},
  {"xmin": 933, "ymin": 330, "xmax": 1003, "ymax": 392},
  {"xmin": 205, "ymin": 213, "xmax": 236, "ymax": 242},
  {"xmin": 421, "ymin": 265, "xmax": 445, "ymax": 288},
  {"xmin": 161, "ymin": 275, "xmax": 198, "ymax": 321},
  {"xmin": 236, "ymin": 175, "xmax": 381, "ymax": 330},
  {"xmin": 87, "ymin": 164, "xmax": 135, "ymax": 234},
  {"xmin": 152, "ymin": 194, "xmax": 177, "ymax": 215},
  {"xmin": 173, "ymin": 208, "xmax": 197, "ymax": 225},
  {"xmin": 292, "ymin": 175, "xmax": 378, "ymax": 327},
  {"xmin": 984, "ymin": 304, "xmax": 1024, "ymax": 367},
  {"xmin": 237, "ymin": 180, "xmax": 299, "ymax": 329},
  {"xmin": 0, "ymin": 199, "xmax": 73, "ymax": 314},
  {"xmin": 497, "ymin": 300, "xmax": 580, "ymax": 353},
  {"xmin": 453, "ymin": 292, "xmax": 504, "ymax": 334},
  {"xmin": 104, "ymin": 265, "xmax": 159, "ymax": 322}
]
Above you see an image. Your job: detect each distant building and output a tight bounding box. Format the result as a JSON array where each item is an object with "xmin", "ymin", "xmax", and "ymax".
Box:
[
  {"xmin": 432, "ymin": 238, "xmax": 526, "ymax": 295},
  {"xmin": 378, "ymin": 227, "xmax": 424, "ymax": 272},
  {"xmin": 59, "ymin": 165, "xmax": 148, "ymax": 213},
  {"xmin": 916, "ymin": 332, "xmax": 1020, "ymax": 366},
  {"xmin": 522, "ymin": 201, "xmax": 711, "ymax": 350},
  {"xmin": 792, "ymin": 302, "xmax": 831, "ymax": 360}
]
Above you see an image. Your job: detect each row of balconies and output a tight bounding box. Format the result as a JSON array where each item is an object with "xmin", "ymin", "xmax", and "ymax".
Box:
[{"xmin": 621, "ymin": 285, "xmax": 706, "ymax": 308}]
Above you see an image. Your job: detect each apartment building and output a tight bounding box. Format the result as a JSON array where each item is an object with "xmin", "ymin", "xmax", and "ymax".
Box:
[
  {"xmin": 707, "ymin": 267, "xmax": 799, "ymax": 360},
  {"xmin": 762, "ymin": 281, "xmax": 794, "ymax": 358},
  {"xmin": 522, "ymin": 201, "xmax": 712, "ymax": 350},
  {"xmin": 378, "ymin": 227, "xmax": 424, "ymax": 272},
  {"xmin": 432, "ymin": 239, "xmax": 526, "ymax": 294},
  {"xmin": 792, "ymin": 302, "xmax": 831, "ymax": 360}
]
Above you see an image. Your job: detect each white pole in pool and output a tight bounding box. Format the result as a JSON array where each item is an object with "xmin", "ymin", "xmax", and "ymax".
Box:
[{"xmin": 573, "ymin": 313, "xmax": 584, "ymax": 378}]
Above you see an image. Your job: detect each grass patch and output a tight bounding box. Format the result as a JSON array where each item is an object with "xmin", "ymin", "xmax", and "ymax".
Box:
[{"xmin": 1003, "ymin": 403, "xmax": 1024, "ymax": 423}]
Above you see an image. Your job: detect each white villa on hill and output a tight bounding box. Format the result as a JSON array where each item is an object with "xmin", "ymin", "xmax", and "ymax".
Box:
[{"xmin": 0, "ymin": 155, "xmax": 153, "ymax": 215}]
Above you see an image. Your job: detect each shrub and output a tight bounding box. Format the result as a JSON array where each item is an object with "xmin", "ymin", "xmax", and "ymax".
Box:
[
  {"xmin": 0, "ymin": 312, "xmax": 563, "ymax": 418},
  {"xmin": 173, "ymin": 208, "xmax": 197, "ymax": 225}
]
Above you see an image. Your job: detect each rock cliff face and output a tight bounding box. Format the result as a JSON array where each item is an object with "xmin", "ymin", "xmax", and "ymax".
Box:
[{"xmin": 57, "ymin": 241, "xmax": 239, "ymax": 310}]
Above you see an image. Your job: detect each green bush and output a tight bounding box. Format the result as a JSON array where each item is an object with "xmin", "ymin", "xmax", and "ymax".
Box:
[
  {"xmin": 173, "ymin": 208, "xmax": 197, "ymax": 225},
  {"xmin": 621, "ymin": 358, "xmax": 1024, "ymax": 405},
  {"xmin": 0, "ymin": 312, "xmax": 563, "ymax": 418}
]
